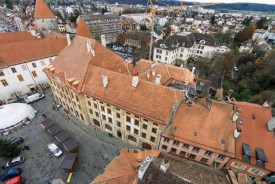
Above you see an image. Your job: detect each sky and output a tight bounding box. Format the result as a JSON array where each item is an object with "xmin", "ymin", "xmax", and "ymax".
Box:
[{"xmin": 182, "ymin": 0, "xmax": 275, "ymax": 5}]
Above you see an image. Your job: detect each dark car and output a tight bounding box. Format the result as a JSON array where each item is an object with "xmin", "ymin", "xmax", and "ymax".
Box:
[
  {"xmin": 10, "ymin": 137, "xmax": 24, "ymax": 145},
  {"xmin": 6, "ymin": 156, "xmax": 24, "ymax": 168},
  {"xmin": 0, "ymin": 168, "xmax": 23, "ymax": 181}
]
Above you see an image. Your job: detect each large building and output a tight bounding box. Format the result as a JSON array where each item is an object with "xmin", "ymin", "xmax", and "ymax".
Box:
[
  {"xmin": 80, "ymin": 14, "xmax": 123, "ymax": 44},
  {"xmin": 123, "ymin": 31, "xmax": 150, "ymax": 48},
  {"xmin": 34, "ymin": 0, "xmax": 58, "ymax": 36},
  {"xmin": 0, "ymin": 31, "xmax": 66, "ymax": 102},
  {"xmin": 153, "ymin": 32, "xmax": 218, "ymax": 65}
]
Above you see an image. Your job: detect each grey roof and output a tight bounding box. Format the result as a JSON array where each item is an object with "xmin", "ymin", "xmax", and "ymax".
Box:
[
  {"xmin": 80, "ymin": 14, "xmax": 120, "ymax": 21},
  {"xmin": 193, "ymin": 33, "xmax": 217, "ymax": 47},
  {"xmin": 154, "ymin": 30, "xmax": 164, "ymax": 36},
  {"xmin": 155, "ymin": 33, "xmax": 195, "ymax": 50}
]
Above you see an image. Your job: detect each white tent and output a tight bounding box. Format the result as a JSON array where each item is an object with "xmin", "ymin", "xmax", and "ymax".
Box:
[{"xmin": 0, "ymin": 103, "xmax": 35, "ymax": 130}]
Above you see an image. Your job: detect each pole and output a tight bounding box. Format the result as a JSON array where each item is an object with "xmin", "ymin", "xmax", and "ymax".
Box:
[{"xmin": 149, "ymin": 14, "xmax": 154, "ymax": 60}]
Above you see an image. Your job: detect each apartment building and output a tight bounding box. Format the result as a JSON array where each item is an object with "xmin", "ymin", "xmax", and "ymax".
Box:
[
  {"xmin": 34, "ymin": 0, "xmax": 58, "ymax": 36},
  {"xmin": 80, "ymin": 14, "xmax": 122, "ymax": 44},
  {"xmin": 159, "ymin": 98, "xmax": 236, "ymax": 170},
  {"xmin": 153, "ymin": 32, "xmax": 217, "ymax": 65},
  {"xmin": 0, "ymin": 31, "xmax": 66, "ymax": 102},
  {"xmin": 123, "ymin": 31, "xmax": 150, "ymax": 48}
]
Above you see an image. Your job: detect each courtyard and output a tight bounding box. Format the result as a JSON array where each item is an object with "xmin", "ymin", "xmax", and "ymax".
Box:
[{"xmin": 3, "ymin": 90, "xmax": 134, "ymax": 183}]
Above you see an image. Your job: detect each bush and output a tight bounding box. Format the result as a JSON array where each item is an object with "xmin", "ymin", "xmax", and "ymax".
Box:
[{"xmin": 0, "ymin": 138, "xmax": 21, "ymax": 159}]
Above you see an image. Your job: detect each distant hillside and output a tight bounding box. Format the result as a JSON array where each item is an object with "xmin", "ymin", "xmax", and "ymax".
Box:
[{"xmin": 104, "ymin": 0, "xmax": 275, "ymax": 12}]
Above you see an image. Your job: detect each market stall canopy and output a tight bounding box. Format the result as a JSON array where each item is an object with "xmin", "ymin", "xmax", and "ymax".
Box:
[
  {"xmin": 40, "ymin": 119, "xmax": 55, "ymax": 130},
  {"xmin": 62, "ymin": 138, "xmax": 79, "ymax": 153},
  {"xmin": 54, "ymin": 130, "xmax": 70, "ymax": 143},
  {"xmin": 47, "ymin": 124, "xmax": 63, "ymax": 136},
  {"xmin": 60, "ymin": 153, "xmax": 78, "ymax": 172}
]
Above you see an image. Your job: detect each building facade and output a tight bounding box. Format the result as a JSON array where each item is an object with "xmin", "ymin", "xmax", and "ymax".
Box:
[
  {"xmin": 123, "ymin": 31, "xmax": 150, "ymax": 48},
  {"xmin": 80, "ymin": 14, "xmax": 123, "ymax": 44}
]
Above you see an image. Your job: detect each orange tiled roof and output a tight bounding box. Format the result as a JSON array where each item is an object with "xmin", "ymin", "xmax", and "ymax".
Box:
[
  {"xmin": 34, "ymin": 0, "xmax": 55, "ymax": 18},
  {"xmin": 0, "ymin": 31, "xmax": 36, "ymax": 45},
  {"xmin": 45, "ymin": 31, "xmax": 65, "ymax": 39},
  {"xmin": 163, "ymin": 98, "xmax": 236, "ymax": 157},
  {"xmin": 77, "ymin": 18, "xmax": 93, "ymax": 39},
  {"xmin": 232, "ymin": 102, "xmax": 275, "ymax": 172},
  {"xmin": 0, "ymin": 37, "xmax": 66, "ymax": 69},
  {"xmin": 91, "ymin": 149, "xmax": 160, "ymax": 184}
]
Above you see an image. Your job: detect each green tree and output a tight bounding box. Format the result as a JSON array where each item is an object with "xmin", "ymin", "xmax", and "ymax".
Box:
[
  {"xmin": 210, "ymin": 15, "xmax": 215, "ymax": 25},
  {"xmin": 69, "ymin": 9, "xmax": 80, "ymax": 23},
  {"xmin": 0, "ymin": 138, "xmax": 21, "ymax": 159},
  {"xmin": 5, "ymin": 0, "xmax": 13, "ymax": 9},
  {"xmin": 242, "ymin": 16, "xmax": 253, "ymax": 26},
  {"xmin": 256, "ymin": 17, "xmax": 268, "ymax": 29},
  {"xmin": 140, "ymin": 24, "xmax": 147, "ymax": 31}
]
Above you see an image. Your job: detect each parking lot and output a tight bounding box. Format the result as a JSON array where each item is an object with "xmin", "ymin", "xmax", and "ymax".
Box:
[
  {"xmin": 2, "ymin": 90, "xmax": 134, "ymax": 183},
  {"xmin": 110, "ymin": 44, "xmax": 133, "ymax": 60}
]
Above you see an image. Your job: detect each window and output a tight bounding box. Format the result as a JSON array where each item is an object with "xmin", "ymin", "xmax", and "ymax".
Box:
[
  {"xmin": 212, "ymin": 161, "xmax": 221, "ymax": 168},
  {"xmin": 164, "ymin": 137, "xmax": 169, "ymax": 143},
  {"xmin": 0, "ymin": 70, "xmax": 4, "ymax": 76},
  {"xmin": 17, "ymin": 75, "xmax": 24, "ymax": 82},
  {"xmin": 205, "ymin": 150, "xmax": 213, "ymax": 156},
  {"xmin": 170, "ymin": 148, "xmax": 177, "ymax": 153},
  {"xmin": 173, "ymin": 141, "xmax": 179, "ymax": 146},
  {"xmin": 11, "ymin": 67, "xmax": 17, "ymax": 73},
  {"xmin": 41, "ymin": 60, "xmax": 45, "ymax": 66},
  {"xmin": 152, "ymin": 128, "xmax": 157, "ymax": 134},
  {"xmin": 101, "ymin": 106, "xmax": 105, "ymax": 112},
  {"xmin": 247, "ymin": 168, "xmax": 265, "ymax": 176},
  {"xmin": 32, "ymin": 63, "xmax": 37, "ymax": 68},
  {"xmin": 142, "ymin": 132, "xmax": 146, "ymax": 138},
  {"xmin": 94, "ymin": 103, "xmax": 98, "ymax": 109},
  {"xmin": 201, "ymin": 158, "xmax": 208, "ymax": 163},
  {"xmin": 128, "ymin": 135, "xmax": 136, "ymax": 142},
  {"xmin": 150, "ymin": 136, "xmax": 156, "ymax": 143},
  {"xmin": 105, "ymin": 124, "xmax": 112, "ymax": 131},
  {"xmin": 126, "ymin": 116, "xmax": 131, "ymax": 122},
  {"xmin": 116, "ymin": 113, "xmax": 120, "ymax": 118},
  {"xmin": 134, "ymin": 129, "xmax": 139, "ymax": 135},
  {"xmin": 134, "ymin": 120, "xmax": 139, "ymax": 126},
  {"xmin": 189, "ymin": 154, "xmax": 196, "ymax": 159},
  {"xmin": 102, "ymin": 114, "xmax": 106, "ymax": 121},
  {"xmin": 76, "ymin": 96, "xmax": 79, "ymax": 101},
  {"xmin": 107, "ymin": 108, "xmax": 111, "ymax": 114},
  {"xmin": 162, "ymin": 145, "xmax": 167, "ymax": 150},
  {"xmin": 89, "ymin": 109, "xmax": 93, "ymax": 114},
  {"xmin": 80, "ymin": 114, "xmax": 84, "ymax": 121},
  {"xmin": 32, "ymin": 71, "xmax": 38, "ymax": 77},
  {"xmin": 1, "ymin": 79, "xmax": 8, "ymax": 86},
  {"xmin": 180, "ymin": 151, "xmax": 186, "ymax": 156},
  {"xmin": 153, "ymin": 123, "xmax": 158, "ymax": 126},
  {"xmin": 95, "ymin": 112, "xmax": 99, "ymax": 117},
  {"xmin": 192, "ymin": 147, "xmax": 200, "ymax": 153},
  {"xmin": 88, "ymin": 101, "xmax": 91, "ymax": 106},
  {"xmin": 230, "ymin": 162, "xmax": 247, "ymax": 170},
  {"xmin": 108, "ymin": 117, "xmax": 112, "ymax": 123},
  {"xmin": 182, "ymin": 144, "xmax": 189, "ymax": 149},
  {"xmin": 143, "ymin": 124, "xmax": 147, "ymax": 130},
  {"xmin": 217, "ymin": 154, "xmax": 225, "ymax": 160},
  {"xmin": 126, "ymin": 125, "xmax": 131, "ymax": 131},
  {"xmin": 117, "ymin": 121, "xmax": 121, "ymax": 127}
]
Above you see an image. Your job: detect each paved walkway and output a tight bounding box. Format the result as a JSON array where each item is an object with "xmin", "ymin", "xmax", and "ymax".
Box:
[{"xmin": 5, "ymin": 89, "xmax": 134, "ymax": 184}]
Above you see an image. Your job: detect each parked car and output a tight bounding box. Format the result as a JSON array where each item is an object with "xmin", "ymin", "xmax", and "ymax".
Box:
[
  {"xmin": 6, "ymin": 156, "xmax": 24, "ymax": 168},
  {"xmin": 10, "ymin": 137, "xmax": 24, "ymax": 145},
  {"xmin": 5, "ymin": 175, "xmax": 23, "ymax": 184},
  {"xmin": 47, "ymin": 143, "xmax": 62, "ymax": 157},
  {"xmin": 24, "ymin": 93, "xmax": 45, "ymax": 104},
  {"xmin": 0, "ymin": 168, "xmax": 23, "ymax": 181}
]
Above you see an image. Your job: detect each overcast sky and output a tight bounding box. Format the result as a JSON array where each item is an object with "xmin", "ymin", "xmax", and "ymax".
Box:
[{"xmin": 183, "ymin": 0, "xmax": 275, "ymax": 5}]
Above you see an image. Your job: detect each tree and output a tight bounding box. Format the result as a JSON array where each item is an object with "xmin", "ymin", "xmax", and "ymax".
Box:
[
  {"xmin": 0, "ymin": 138, "xmax": 21, "ymax": 159},
  {"xmin": 69, "ymin": 9, "xmax": 80, "ymax": 23},
  {"xmin": 140, "ymin": 39, "xmax": 150, "ymax": 48},
  {"xmin": 116, "ymin": 33, "xmax": 125, "ymax": 45},
  {"xmin": 5, "ymin": 0, "xmax": 13, "ymax": 9},
  {"xmin": 210, "ymin": 15, "xmax": 215, "ymax": 25},
  {"xmin": 140, "ymin": 24, "xmax": 147, "ymax": 31},
  {"xmin": 242, "ymin": 16, "xmax": 253, "ymax": 26},
  {"xmin": 256, "ymin": 17, "xmax": 268, "ymax": 29},
  {"xmin": 234, "ymin": 26, "xmax": 255, "ymax": 45},
  {"xmin": 165, "ymin": 24, "xmax": 172, "ymax": 38}
]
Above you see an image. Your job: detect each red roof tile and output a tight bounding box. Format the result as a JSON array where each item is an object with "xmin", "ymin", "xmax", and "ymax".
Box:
[
  {"xmin": 34, "ymin": 0, "xmax": 55, "ymax": 18},
  {"xmin": 0, "ymin": 31, "xmax": 36, "ymax": 45},
  {"xmin": 77, "ymin": 18, "xmax": 93, "ymax": 39},
  {"xmin": 232, "ymin": 102, "xmax": 275, "ymax": 171}
]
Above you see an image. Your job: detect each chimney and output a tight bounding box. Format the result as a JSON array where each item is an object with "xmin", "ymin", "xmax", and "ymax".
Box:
[
  {"xmin": 263, "ymin": 101, "xmax": 272, "ymax": 108},
  {"xmin": 190, "ymin": 67, "xmax": 195, "ymax": 80},
  {"xmin": 234, "ymin": 126, "xmax": 242, "ymax": 139},
  {"xmin": 86, "ymin": 41, "xmax": 91, "ymax": 52},
  {"xmin": 101, "ymin": 35, "xmax": 106, "ymax": 47},
  {"xmin": 146, "ymin": 73, "xmax": 150, "ymax": 80},
  {"xmin": 155, "ymin": 74, "xmax": 161, "ymax": 85},
  {"xmin": 132, "ymin": 76, "xmax": 139, "ymax": 88},
  {"xmin": 267, "ymin": 117, "xmax": 275, "ymax": 132},
  {"xmin": 233, "ymin": 109, "xmax": 242, "ymax": 122},
  {"xmin": 66, "ymin": 34, "xmax": 71, "ymax": 46},
  {"xmin": 152, "ymin": 70, "xmax": 156, "ymax": 76},
  {"xmin": 102, "ymin": 75, "xmax": 108, "ymax": 88},
  {"xmin": 138, "ymin": 155, "xmax": 153, "ymax": 180}
]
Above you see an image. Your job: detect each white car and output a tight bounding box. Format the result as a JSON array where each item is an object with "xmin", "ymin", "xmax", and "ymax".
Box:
[
  {"xmin": 24, "ymin": 93, "xmax": 45, "ymax": 103},
  {"xmin": 47, "ymin": 143, "xmax": 62, "ymax": 157}
]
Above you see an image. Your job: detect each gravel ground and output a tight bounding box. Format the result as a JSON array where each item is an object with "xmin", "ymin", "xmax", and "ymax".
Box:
[{"xmin": 2, "ymin": 90, "xmax": 134, "ymax": 184}]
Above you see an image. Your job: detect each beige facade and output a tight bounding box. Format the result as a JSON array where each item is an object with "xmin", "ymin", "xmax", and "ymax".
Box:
[
  {"xmin": 48, "ymin": 77, "xmax": 164, "ymax": 150},
  {"xmin": 159, "ymin": 136, "xmax": 231, "ymax": 170}
]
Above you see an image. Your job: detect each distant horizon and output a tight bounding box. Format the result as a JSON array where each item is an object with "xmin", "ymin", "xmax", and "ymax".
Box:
[{"xmin": 178, "ymin": 0, "xmax": 275, "ymax": 5}]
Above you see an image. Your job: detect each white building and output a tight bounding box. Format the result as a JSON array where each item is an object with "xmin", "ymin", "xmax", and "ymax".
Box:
[
  {"xmin": 239, "ymin": 40, "xmax": 253, "ymax": 53},
  {"xmin": 0, "ymin": 31, "xmax": 66, "ymax": 102},
  {"xmin": 14, "ymin": 17, "xmax": 24, "ymax": 31},
  {"xmin": 252, "ymin": 29, "xmax": 269, "ymax": 40},
  {"xmin": 153, "ymin": 32, "xmax": 217, "ymax": 65}
]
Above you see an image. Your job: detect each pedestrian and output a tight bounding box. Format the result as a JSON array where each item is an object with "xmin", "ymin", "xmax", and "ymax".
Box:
[
  {"xmin": 24, "ymin": 145, "xmax": 30, "ymax": 150},
  {"xmin": 1, "ymin": 165, "xmax": 5, "ymax": 171},
  {"xmin": 42, "ymin": 114, "xmax": 47, "ymax": 118}
]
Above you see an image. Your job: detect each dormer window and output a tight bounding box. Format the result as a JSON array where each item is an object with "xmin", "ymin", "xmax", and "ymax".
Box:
[{"xmin": 200, "ymin": 40, "xmax": 206, "ymax": 45}]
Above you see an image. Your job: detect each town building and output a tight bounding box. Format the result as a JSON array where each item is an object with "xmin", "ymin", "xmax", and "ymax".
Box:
[
  {"xmin": 43, "ymin": 20, "xmax": 211, "ymax": 150},
  {"xmin": 0, "ymin": 31, "xmax": 66, "ymax": 102},
  {"xmin": 226, "ymin": 102, "xmax": 275, "ymax": 182},
  {"xmin": 153, "ymin": 32, "xmax": 217, "ymax": 65},
  {"xmin": 91, "ymin": 149, "xmax": 228, "ymax": 184},
  {"xmin": 123, "ymin": 31, "xmax": 150, "ymax": 48},
  {"xmin": 34, "ymin": 0, "xmax": 58, "ymax": 36},
  {"xmin": 239, "ymin": 40, "xmax": 253, "ymax": 53},
  {"xmin": 252, "ymin": 29, "xmax": 269, "ymax": 41},
  {"xmin": 79, "ymin": 14, "xmax": 122, "ymax": 44}
]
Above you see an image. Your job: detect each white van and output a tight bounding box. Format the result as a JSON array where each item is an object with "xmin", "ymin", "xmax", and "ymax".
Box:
[
  {"xmin": 47, "ymin": 143, "xmax": 62, "ymax": 157},
  {"xmin": 24, "ymin": 93, "xmax": 45, "ymax": 103}
]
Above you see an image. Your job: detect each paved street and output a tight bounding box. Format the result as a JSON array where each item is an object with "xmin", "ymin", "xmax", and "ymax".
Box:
[{"xmin": 4, "ymin": 89, "xmax": 134, "ymax": 184}]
